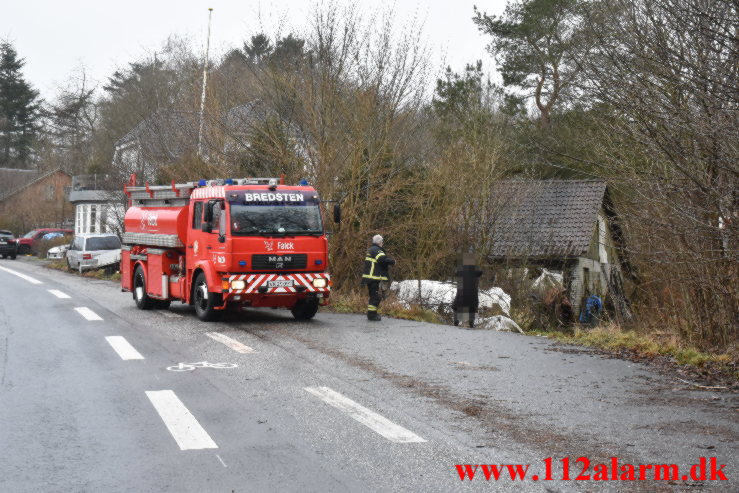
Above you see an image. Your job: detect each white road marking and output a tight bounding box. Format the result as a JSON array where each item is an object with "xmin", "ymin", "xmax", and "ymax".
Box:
[
  {"xmin": 74, "ymin": 307, "xmax": 103, "ymax": 321},
  {"xmin": 0, "ymin": 265, "xmax": 42, "ymax": 284},
  {"xmin": 206, "ymin": 332, "xmax": 257, "ymax": 354},
  {"xmin": 48, "ymin": 289, "xmax": 71, "ymax": 299},
  {"xmin": 305, "ymin": 386, "xmax": 426, "ymax": 443},
  {"xmin": 105, "ymin": 336, "xmax": 144, "ymax": 360},
  {"xmin": 216, "ymin": 454, "xmax": 228, "ymax": 468},
  {"xmin": 145, "ymin": 390, "xmax": 218, "ymax": 450}
]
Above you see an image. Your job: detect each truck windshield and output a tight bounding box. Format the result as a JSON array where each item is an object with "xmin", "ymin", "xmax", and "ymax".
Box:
[{"xmin": 230, "ymin": 204, "xmax": 323, "ymax": 236}]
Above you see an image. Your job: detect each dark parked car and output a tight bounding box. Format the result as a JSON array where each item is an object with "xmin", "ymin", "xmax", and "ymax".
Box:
[
  {"xmin": 17, "ymin": 228, "xmax": 73, "ymax": 255},
  {"xmin": 0, "ymin": 230, "xmax": 18, "ymax": 259}
]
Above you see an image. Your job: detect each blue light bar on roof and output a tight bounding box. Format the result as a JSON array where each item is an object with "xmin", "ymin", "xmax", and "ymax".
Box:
[{"xmin": 198, "ymin": 179, "xmax": 207, "ymax": 186}]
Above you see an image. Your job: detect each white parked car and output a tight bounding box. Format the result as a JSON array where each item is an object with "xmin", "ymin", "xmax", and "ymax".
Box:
[
  {"xmin": 47, "ymin": 244, "xmax": 69, "ymax": 260},
  {"xmin": 66, "ymin": 233, "xmax": 122, "ymax": 272}
]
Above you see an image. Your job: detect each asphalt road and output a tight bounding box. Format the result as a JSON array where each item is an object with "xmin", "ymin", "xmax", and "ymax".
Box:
[{"xmin": 0, "ymin": 258, "xmax": 736, "ymax": 492}]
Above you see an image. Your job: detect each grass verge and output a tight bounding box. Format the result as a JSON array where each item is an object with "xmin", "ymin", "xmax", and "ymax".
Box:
[
  {"xmin": 44, "ymin": 259, "xmax": 121, "ymax": 281},
  {"xmin": 531, "ymin": 325, "xmax": 738, "ymax": 385}
]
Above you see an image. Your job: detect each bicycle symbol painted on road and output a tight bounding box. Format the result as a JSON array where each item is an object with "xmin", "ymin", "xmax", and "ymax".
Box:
[{"xmin": 166, "ymin": 361, "xmax": 239, "ymax": 372}]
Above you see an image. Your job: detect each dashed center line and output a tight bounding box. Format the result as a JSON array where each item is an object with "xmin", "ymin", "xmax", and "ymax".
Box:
[
  {"xmin": 48, "ymin": 289, "xmax": 71, "ymax": 299},
  {"xmin": 146, "ymin": 390, "xmax": 218, "ymax": 450},
  {"xmin": 105, "ymin": 336, "xmax": 144, "ymax": 360},
  {"xmin": 305, "ymin": 386, "xmax": 426, "ymax": 443},
  {"xmin": 206, "ymin": 332, "xmax": 257, "ymax": 354},
  {"xmin": 74, "ymin": 307, "xmax": 103, "ymax": 321},
  {"xmin": 0, "ymin": 265, "xmax": 42, "ymax": 284}
]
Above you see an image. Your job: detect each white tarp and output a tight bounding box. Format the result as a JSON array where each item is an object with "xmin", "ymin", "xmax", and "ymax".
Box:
[
  {"xmin": 531, "ymin": 268, "xmax": 564, "ymax": 293},
  {"xmin": 390, "ymin": 280, "xmax": 511, "ymax": 316},
  {"xmin": 477, "ymin": 315, "xmax": 524, "ymax": 333}
]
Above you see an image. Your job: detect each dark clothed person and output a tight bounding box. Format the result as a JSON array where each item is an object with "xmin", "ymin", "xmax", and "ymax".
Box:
[
  {"xmin": 452, "ymin": 255, "xmax": 482, "ymax": 328},
  {"xmin": 361, "ymin": 235, "xmax": 395, "ymax": 321}
]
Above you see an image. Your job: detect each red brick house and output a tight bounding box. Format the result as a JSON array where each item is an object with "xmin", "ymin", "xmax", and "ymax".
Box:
[{"xmin": 0, "ymin": 168, "xmax": 73, "ymax": 234}]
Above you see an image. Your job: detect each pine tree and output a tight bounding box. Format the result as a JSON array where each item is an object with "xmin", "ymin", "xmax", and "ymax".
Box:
[
  {"xmin": 473, "ymin": 0, "xmax": 589, "ymax": 128},
  {"xmin": 0, "ymin": 42, "xmax": 40, "ymax": 168},
  {"xmin": 243, "ymin": 34, "xmax": 273, "ymax": 64}
]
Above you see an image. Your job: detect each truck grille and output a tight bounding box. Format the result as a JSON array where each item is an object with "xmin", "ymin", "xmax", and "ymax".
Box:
[{"xmin": 251, "ymin": 254, "xmax": 307, "ymax": 270}]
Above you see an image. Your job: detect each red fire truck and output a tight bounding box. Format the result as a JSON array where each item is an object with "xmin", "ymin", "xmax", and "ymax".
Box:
[{"xmin": 120, "ymin": 176, "xmax": 339, "ymax": 321}]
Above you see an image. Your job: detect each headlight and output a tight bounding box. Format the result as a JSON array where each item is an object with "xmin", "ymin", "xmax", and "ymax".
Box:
[
  {"xmin": 312, "ymin": 278, "xmax": 327, "ymax": 288},
  {"xmin": 231, "ymin": 280, "xmax": 246, "ymax": 290}
]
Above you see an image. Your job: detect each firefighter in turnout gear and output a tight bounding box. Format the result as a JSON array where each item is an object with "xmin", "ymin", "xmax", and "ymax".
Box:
[{"xmin": 361, "ymin": 234, "xmax": 395, "ymax": 321}]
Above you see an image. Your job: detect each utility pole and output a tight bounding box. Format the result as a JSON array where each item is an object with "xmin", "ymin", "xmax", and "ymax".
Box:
[{"xmin": 197, "ymin": 7, "xmax": 214, "ymax": 159}]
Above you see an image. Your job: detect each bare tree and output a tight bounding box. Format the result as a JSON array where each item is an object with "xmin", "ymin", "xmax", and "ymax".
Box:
[{"xmin": 579, "ymin": 0, "xmax": 738, "ymax": 345}]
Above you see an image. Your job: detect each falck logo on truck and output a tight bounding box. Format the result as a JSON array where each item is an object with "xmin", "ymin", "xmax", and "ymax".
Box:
[{"xmin": 140, "ymin": 211, "xmax": 158, "ymax": 229}]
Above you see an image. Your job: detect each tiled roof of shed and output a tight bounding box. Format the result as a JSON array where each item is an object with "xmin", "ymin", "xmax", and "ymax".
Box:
[{"xmin": 489, "ymin": 180, "xmax": 607, "ymax": 258}]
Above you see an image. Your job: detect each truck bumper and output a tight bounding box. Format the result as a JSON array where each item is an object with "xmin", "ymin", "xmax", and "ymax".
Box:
[{"xmin": 221, "ymin": 272, "xmax": 331, "ymax": 307}]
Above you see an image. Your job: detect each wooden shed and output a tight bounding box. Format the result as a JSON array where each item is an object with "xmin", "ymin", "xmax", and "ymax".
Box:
[{"xmin": 487, "ymin": 180, "xmax": 629, "ymax": 318}]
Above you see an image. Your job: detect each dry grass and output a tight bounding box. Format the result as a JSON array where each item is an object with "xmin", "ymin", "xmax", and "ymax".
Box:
[
  {"xmin": 327, "ymin": 288, "xmax": 442, "ymax": 324},
  {"xmin": 532, "ymin": 323, "xmax": 738, "ymax": 371},
  {"xmin": 44, "ymin": 258, "xmax": 121, "ymax": 281}
]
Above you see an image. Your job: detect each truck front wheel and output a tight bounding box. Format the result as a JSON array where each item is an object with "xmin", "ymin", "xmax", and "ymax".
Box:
[
  {"xmin": 133, "ymin": 266, "xmax": 154, "ymax": 310},
  {"xmin": 291, "ymin": 298, "xmax": 319, "ymax": 320},
  {"xmin": 193, "ymin": 272, "xmax": 221, "ymax": 321}
]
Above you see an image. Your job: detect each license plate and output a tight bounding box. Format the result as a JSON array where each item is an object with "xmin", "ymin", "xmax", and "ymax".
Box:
[
  {"xmin": 0, "ymin": 241, "xmax": 6, "ymax": 245},
  {"xmin": 267, "ymin": 280, "xmax": 294, "ymax": 288}
]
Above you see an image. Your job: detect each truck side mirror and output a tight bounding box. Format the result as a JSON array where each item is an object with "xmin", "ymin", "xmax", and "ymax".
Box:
[{"xmin": 333, "ymin": 203, "xmax": 341, "ymax": 223}]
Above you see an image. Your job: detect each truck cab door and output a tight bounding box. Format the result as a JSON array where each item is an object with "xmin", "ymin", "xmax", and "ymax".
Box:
[
  {"xmin": 188, "ymin": 201, "xmax": 205, "ymax": 269},
  {"xmin": 202, "ymin": 200, "xmax": 227, "ymax": 268}
]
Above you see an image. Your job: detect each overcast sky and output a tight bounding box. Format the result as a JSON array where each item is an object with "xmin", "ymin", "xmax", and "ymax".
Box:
[{"xmin": 2, "ymin": 0, "xmax": 507, "ymax": 101}]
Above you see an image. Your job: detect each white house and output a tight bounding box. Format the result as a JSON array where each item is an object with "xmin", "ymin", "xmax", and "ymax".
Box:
[{"xmin": 68, "ymin": 175, "xmax": 125, "ymax": 236}]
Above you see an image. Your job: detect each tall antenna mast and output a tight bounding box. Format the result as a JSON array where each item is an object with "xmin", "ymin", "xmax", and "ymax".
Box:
[{"xmin": 198, "ymin": 7, "xmax": 214, "ymax": 159}]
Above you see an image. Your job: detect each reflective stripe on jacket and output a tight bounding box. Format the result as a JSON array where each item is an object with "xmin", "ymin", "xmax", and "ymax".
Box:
[{"xmin": 361, "ymin": 244, "xmax": 394, "ymax": 283}]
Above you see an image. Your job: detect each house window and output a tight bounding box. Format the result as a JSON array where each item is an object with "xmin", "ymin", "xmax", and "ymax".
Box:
[
  {"xmin": 82, "ymin": 205, "xmax": 88, "ymax": 233},
  {"xmin": 90, "ymin": 205, "xmax": 97, "ymax": 233},
  {"xmin": 101, "ymin": 205, "xmax": 109, "ymax": 233},
  {"xmin": 45, "ymin": 184, "xmax": 55, "ymax": 201},
  {"xmin": 76, "ymin": 205, "xmax": 82, "ymax": 234}
]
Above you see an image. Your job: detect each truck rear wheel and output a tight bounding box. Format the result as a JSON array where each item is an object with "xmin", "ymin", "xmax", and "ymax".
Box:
[
  {"xmin": 193, "ymin": 272, "xmax": 221, "ymax": 321},
  {"xmin": 133, "ymin": 266, "xmax": 154, "ymax": 310},
  {"xmin": 291, "ymin": 298, "xmax": 319, "ymax": 320}
]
